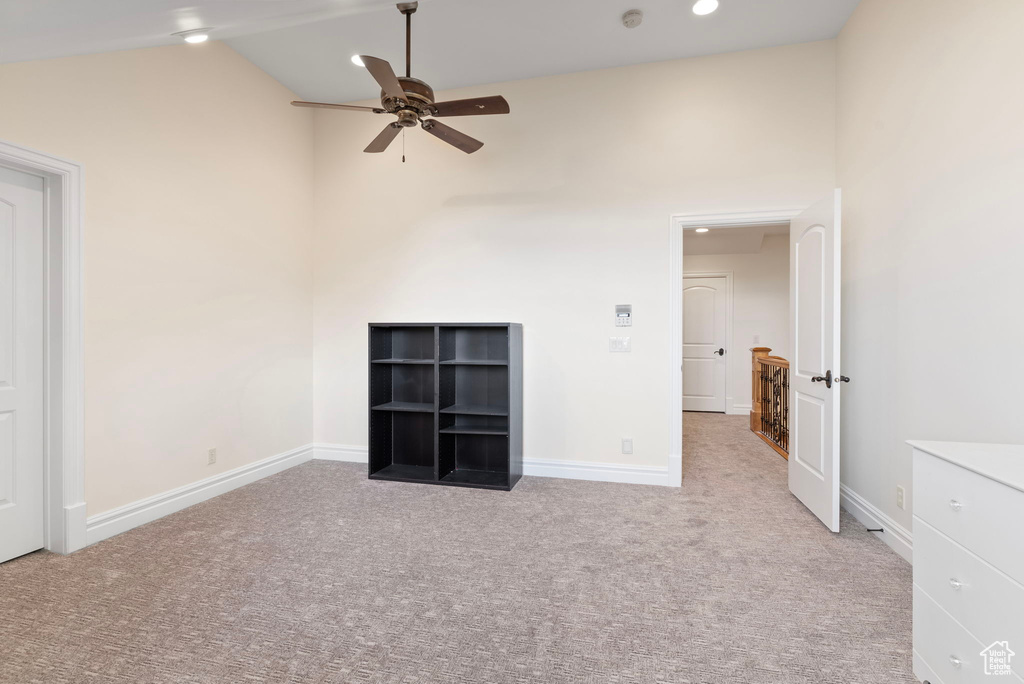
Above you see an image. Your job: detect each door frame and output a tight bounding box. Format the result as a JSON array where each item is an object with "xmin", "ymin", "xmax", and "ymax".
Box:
[
  {"xmin": 669, "ymin": 209, "xmax": 802, "ymax": 486},
  {"xmin": 0, "ymin": 139, "xmax": 85, "ymax": 554},
  {"xmin": 681, "ymin": 271, "xmax": 733, "ymax": 413}
]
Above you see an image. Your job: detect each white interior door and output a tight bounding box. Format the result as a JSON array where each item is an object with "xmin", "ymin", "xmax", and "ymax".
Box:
[
  {"xmin": 683, "ymin": 276, "xmax": 727, "ymax": 412},
  {"xmin": 0, "ymin": 166, "xmax": 46, "ymax": 563},
  {"xmin": 789, "ymin": 189, "xmax": 842, "ymax": 532}
]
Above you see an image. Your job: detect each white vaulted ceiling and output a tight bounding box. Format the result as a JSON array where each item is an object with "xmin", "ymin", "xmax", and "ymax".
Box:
[
  {"xmin": 0, "ymin": 0, "xmax": 401, "ymax": 63},
  {"xmin": 1, "ymin": 0, "xmax": 859, "ymax": 101}
]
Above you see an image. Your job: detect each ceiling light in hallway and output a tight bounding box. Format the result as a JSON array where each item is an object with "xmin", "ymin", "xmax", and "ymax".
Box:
[{"xmin": 173, "ymin": 28, "xmax": 212, "ymax": 44}]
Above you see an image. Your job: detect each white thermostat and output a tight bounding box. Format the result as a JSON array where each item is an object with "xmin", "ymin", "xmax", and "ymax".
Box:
[{"xmin": 615, "ymin": 304, "xmax": 632, "ymax": 327}]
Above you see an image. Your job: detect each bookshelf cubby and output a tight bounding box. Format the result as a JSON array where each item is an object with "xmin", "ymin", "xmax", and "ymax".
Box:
[{"xmin": 368, "ymin": 323, "xmax": 522, "ymax": 491}]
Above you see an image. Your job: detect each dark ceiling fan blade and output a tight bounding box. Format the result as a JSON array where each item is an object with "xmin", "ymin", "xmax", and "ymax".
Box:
[
  {"xmin": 291, "ymin": 101, "xmax": 384, "ymax": 113},
  {"xmin": 431, "ymin": 96, "xmax": 510, "ymax": 117},
  {"xmin": 364, "ymin": 123, "xmax": 403, "ymax": 153},
  {"xmin": 421, "ymin": 120, "xmax": 484, "ymax": 154},
  {"xmin": 358, "ymin": 55, "xmax": 407, "ymax": 103}
]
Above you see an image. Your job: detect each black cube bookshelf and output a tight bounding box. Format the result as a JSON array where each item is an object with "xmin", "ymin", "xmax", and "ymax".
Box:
[{"xmin": 369, "ymin": 323, "xmax": 523, "ymax": 490}]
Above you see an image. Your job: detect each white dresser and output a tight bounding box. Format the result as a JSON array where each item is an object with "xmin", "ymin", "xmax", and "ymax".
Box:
[{"xmin": 910, "ymin": 441, "xmax": 1024, "ymax": 683}]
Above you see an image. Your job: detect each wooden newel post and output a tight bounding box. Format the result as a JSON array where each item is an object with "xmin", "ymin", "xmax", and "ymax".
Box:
[{"xmin": 750, "ymin": 347, "xmax": 773, "ymax": 433}]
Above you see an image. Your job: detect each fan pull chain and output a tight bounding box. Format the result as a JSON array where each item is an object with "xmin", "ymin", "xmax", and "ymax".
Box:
[{"xmin": 402, "ymin": 128, "xmax": 406, "ymax": 163}]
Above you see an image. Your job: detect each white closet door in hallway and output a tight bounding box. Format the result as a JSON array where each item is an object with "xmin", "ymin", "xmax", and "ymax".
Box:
[
  {"xmin": 0, "ymin": 166, "xmax": 45, "ymax": 564},
  {"xmin": 683, "ymin": 275, "xmax": 728, "ymax": 412}
]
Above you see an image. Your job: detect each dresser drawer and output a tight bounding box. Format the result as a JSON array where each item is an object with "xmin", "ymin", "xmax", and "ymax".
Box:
[
  {"xmin": 914, "ymin": 518, "xmax": 1024, "ymax": 671},
  {"xmin": 913, "ymin": 585, "xmax": 1024, "ymax": 684},
  {"xmin": 914, "ymin": 449, "xmax": 1024, "ymax": 583}
]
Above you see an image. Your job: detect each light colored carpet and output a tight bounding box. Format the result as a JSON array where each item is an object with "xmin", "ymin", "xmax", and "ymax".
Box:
[{"xmin": 0, "ymin": 413, "xmax": 914, "ymax": 683}]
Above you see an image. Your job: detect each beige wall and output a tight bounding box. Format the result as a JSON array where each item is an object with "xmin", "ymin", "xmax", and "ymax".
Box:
[
  {"xmin": 17, "ymin": 2, "xmax": 1012, "ymax": 528},
  {"xmin": 837, "ymin": 0, "xmax": 1024, "ymax": 529},
  {"xmin": 1, "ymin": 0, "xmax": 1011, "ymax": 533},
  {"xmin": 684, "ymin": 233, "xmax": 789, "ymax": 412},
  {"xmin": 0, "ymin": 42, "xmax": 315, "ymax": 515},
  {"xmin": 312, "ymin": 41, "xmax": 836, "ymax": 469}
]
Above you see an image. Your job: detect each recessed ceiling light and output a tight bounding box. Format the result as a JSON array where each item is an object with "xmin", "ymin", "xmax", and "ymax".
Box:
[
  {"xmin": 692, "ymin": 0, "xmax": 719, "ymax": 16},
  {"xmin": 695, "ymin": 228, "xmax": 710, "ymax": 233},
  {"xmin": 351, "ymin": 54, "xmax": 365, "ymax": 67},
  {"xmin": 173, "ymin": 28, "xmax": 212, "ymax": 44}
]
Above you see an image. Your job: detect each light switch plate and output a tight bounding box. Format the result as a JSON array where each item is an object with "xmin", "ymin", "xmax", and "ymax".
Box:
[{"xmin": 609, "ymin": 337, "xmax": 631, "ymax": 352}]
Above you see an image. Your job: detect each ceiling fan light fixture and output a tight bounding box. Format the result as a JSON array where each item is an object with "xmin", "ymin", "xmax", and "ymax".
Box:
[
  {"xmin": 351, "ymin": 54, "xmax": 365, "ymax": 67},
  {"xmin": 692, "ymin": 0, "xmax": 719, "ymax": 16},
  {"xmin": 173, "ymin": 28, "xmax": 212, "ymax": 44}
]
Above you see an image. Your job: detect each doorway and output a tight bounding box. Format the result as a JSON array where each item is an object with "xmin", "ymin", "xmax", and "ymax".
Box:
[
  {"xmin": 0, "ymin": 139, "xmax": 86, "ymax": 557},
  {"xmin": 671, "ymin": 195, "xmax": 844, "ymax": 532},
  {"xmin": 682, "ymin": 224, "xmax": 790, "ymax": 417}
]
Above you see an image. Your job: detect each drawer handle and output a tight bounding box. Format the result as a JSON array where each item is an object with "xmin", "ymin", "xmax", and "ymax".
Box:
[
  {"xmin": 949, "ymin": 499, "xmax": 963, "ymax": 512},
  {"xmin": 949, "ymin": 578, "xmax": 963, "ymax": 590},
  {"xmin": 949, "ymin": 655, "xmax": 962, "ymax": 669}
]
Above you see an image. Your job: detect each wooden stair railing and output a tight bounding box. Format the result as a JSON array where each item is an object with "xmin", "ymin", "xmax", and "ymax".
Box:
[{"xmin": 750, "ymin": 347, "xmax": 789, "ymax": 459}]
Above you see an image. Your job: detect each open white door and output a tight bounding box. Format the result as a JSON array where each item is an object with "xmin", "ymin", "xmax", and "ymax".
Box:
[{"xmin": 789, "ymin": 189, "xmax": 843, "ymax": 532}]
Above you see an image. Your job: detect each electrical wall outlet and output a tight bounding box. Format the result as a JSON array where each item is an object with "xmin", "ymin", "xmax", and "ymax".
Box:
[
  {"xmin": 621, "ymin": 438, "xmax": 633, "ymax": 455},
  {"xmin": 896, "ymin": 485, "xmax": 905, "ymax": 510},
  {"xmin": 208, "ymin": 448, "xmax": 217, "ymax": 465}
]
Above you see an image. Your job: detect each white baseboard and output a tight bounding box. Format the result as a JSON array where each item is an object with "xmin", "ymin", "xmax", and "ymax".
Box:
[
  {"xmin": 313, "ymin": 443, "xmax": 369, "ymax": 462},
  {"xmin": 310, "ymin": 443, "xmax": 679, "ymax": 487},
  {"xmin": 523, "ymin": 457, "xmax": 676, "ymax": 487},
  {"xmin": 840, "ymin": 483, "xmax": 913, "ymax": 564},
  {"xmin": 85, "ymin": 443, "xmax": 315, "ymax": 547},
  {"xmin": 62, "ymin": 502, "xmax": 88, "ymax": 553},
  {"xmin": 668, "ymin": 453, "xmax": 682, "ymax": 487},
  {"xmin": 726, "ymin": 404, "xmax": 752, "ymax": 416}
]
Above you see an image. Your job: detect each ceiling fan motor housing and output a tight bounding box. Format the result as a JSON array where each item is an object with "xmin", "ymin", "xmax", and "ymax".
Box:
[
  {"xmin": 383, "ymin": 77, "xmax": 436, "ymax": 122},
  {"xmin": 395, "ymin": 77, "xmax": 434, "ymax": 104}
]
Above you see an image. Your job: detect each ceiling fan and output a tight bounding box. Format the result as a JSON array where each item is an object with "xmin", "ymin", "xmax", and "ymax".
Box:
[{"xmin": 291, "ymin": 2, "xmax": 510, "ymax": 155}]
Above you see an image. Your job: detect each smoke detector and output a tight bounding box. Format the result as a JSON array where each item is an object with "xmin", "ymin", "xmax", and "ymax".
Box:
[{"xmin": 622, "ymin": 9, "xmax": 643, "ymax": 28}]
